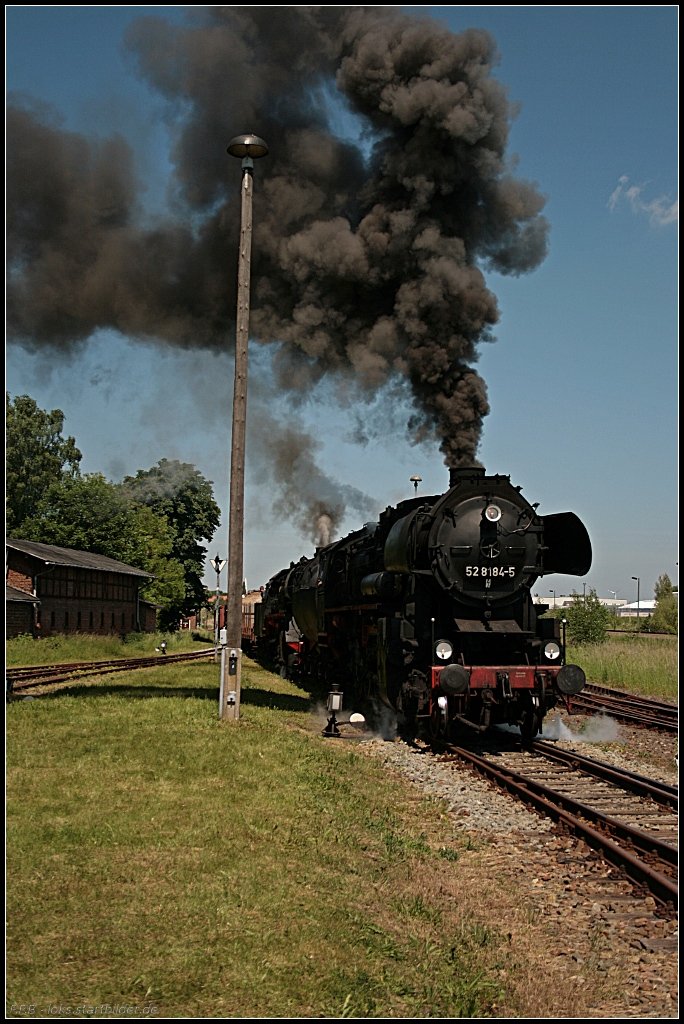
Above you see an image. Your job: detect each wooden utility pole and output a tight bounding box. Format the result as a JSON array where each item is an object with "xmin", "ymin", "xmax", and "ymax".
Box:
[{"xmin": 221, "ymin": 134, "xmax": 268, "ymax": 721}]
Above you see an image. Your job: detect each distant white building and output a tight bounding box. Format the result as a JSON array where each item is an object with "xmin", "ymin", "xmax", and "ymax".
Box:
[
  {"xmin": 533, "ymin": 593, "xmax": 677, "ymax": 619},
  {"xmin": 532, "ymin": 594, "xmax": 624, "ymax": 611},
  {"xmin": 617, "ymin": 600, "xmax": 657, "ymax": 618},
  {"xmin": 600, "ymin": 598, "xmax": 628, "ymax": 612},
  {"xmin": 532, "ymin": 595, "xmax": 576, "ymax": 610},
  {"xmin": 533, "ymin": 595, "xmax": 628, "ymax": 612}
]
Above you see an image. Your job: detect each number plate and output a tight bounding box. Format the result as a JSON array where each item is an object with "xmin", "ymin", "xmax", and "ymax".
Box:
[{"xmin": 465, "ymin": 565, "xmax": 516, "ymax": 578}]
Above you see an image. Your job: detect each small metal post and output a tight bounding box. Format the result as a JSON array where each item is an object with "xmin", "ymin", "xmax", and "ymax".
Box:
[{"xmin": 211, "ymin": 554, "xmax": 225, "ymax": 663}]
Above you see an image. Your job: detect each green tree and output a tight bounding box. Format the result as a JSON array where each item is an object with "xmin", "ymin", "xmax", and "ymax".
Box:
[
  {"xmin": 654, "ymin": 573, "xmax": 675, "ymax": 601},
  {"xmin": 6, "ymin": 392, "xmax": 82, "ymax": 533},
  {"xmin": 651, "ymin": 574, "xmax": 678, "ymax": 634},
  {"xmin": 121, "ymin": 459, "xmax": 221, "ymax": 622},
  {"xmin": 119, "ymin": 504, "xmax": 186, "ymax": 616},
  {"xmin": 563, "ymin": 587, "xmax": 610, "ymax": 645},
  {"xmin": 21, "ymin": 473, "xmax": 131, "ymax": 554}
]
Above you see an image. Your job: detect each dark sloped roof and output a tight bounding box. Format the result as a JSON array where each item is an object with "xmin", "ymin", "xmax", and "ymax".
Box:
[
  {"xmin": 6, "ymin": 584, "xmax": 40, "ymax": 604},
  {"xmin": 6, "ymin": 539, "xmax": 153, "ymax": 579}
]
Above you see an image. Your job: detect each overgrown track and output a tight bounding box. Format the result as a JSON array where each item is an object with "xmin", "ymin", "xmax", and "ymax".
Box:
[
  {"xmin": 6, "ymin": 649, "xmax": 215, "ymax": 694},
  {"xmin": 570, "ymin": 683, "xmax": 678, "ymax": 732},
  {"xmin": 442, "ymin": 739, "xmax": 678, "ymax": 910}
]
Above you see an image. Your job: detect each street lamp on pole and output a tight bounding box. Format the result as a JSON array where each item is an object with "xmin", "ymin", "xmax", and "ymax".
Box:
[
  {"xmin": 221, "ymin": 132, "xmax": 268, "ymax": 721},
  {"xmin": 550, "ymin": 589, "xmax": 556, "ymax": 609},
  {"xmin": 211, "ymin": 553, "xmax": 226, "ymax": 662},
  {"xmin": 631, "ymin": 576, "xmax": 640, "ymax": 621},
  {"xmin": 410, "ymin": 475, "xmax": 422, "ymax": 495},
  {"xmin": 608, "ymin": 590, "xmax": 617, "ymax": 628}
]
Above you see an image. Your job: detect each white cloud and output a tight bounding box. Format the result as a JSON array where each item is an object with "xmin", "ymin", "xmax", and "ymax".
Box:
[{"xmin": 608, "ymin": 175, "xmax": 678, "ymax": 226}]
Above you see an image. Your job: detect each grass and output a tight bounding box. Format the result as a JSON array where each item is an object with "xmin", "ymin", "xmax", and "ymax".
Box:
[
  {"xmin": 7, "ymin": 657, "xmax": 514, "ymax": 1019},
  {"xmin": 6, "ymin": 631, "xmax": 210, "ymax": 667},
  {"xmin": 567, "ymin": 633, "xmax": 678, "ymax": 700},
  {"xmin": 6, "ymin": 634, "xmax": 677, "ymax": 1017}
]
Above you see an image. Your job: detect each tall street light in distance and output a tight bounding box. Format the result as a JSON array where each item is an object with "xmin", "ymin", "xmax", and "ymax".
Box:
[
  {"xmin": 631, "ymin": 576, "xmax": 641, "ymax": 622},
  {"xmin": 221, "ymin": 132, "xmax": 269, "ymax": 722},
  {"xmin": 211, "ymin": 553, "xmax": 226, "ymax": 662},
  {"xmin": 608, "ymin": 589, "xmax": 617, "ymax": 629},
  {"xmin": 410, "ymin": 475, "xmax": 422, "ymax": 495}
]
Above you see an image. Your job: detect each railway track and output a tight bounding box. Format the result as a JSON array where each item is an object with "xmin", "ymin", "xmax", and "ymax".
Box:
[
  {"xmin": 570, "ymin": 682, "xmax": 678, "ymax": 732},
  {"xmin": 441, "ymin": 737, "xmax": 678, "ymax": 910},
  {"xmin": 6, "ymin": 649, "xmax": 215, "ymax": 694}
]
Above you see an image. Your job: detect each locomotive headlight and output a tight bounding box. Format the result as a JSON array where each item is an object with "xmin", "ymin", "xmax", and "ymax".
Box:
[
  {"xmin": 484, "ymin": 504, "xmax": 502, "ymax": 523},
  {"xmin": 435, "ymin": 640, "xmax": 453, "ymax": 661},
  {"xmin": 544, "ymin": 641, "xmax": 561, "ymax": 660}
]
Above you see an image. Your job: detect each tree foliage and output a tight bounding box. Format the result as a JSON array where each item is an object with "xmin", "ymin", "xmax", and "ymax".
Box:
[
  {"xmin": 121, "ymin": 459, "xmax": 221, "ymax": 624},
  {"xmin": 6, "ymin": 392, "xmax": 82, "ymax": 534},
  {"xmin": 20, "ymin": 473, "xmax": 132, "ymax": 554},
  {"xmin": 562, "ymin": 588, "xmax": 610, "ymax": 645},
  {"xmin": 651, "ymin": 574, "xmax": 678, "ymax": 634},
  {"xmin": 654, "ymin": 573, "xmax": 674, "ymax": 601},
  {"xmin": 118, "ymin": 504, "xmax": 186, "ymax": 613}
]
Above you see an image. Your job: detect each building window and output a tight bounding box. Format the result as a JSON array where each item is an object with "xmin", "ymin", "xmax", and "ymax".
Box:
[
  {"xmin": 64, "ymin": 611, "xmax": 69, "ymax": 629},
  {"xmin": 77, "ymin": 610, "xmax": 82, "ymax": 628},
  {"xmin": 50, "ymin": 611, "xmax": 55, "ymax": 627},
  {"xmin": 89, "ymin": 611, "xmax": 94, "ymax": 629}
]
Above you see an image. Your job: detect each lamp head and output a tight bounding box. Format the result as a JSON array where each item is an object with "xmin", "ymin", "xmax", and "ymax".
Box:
[{"xmin": 227, "ymin": 134, "xmax": 269, "ymax": 160}]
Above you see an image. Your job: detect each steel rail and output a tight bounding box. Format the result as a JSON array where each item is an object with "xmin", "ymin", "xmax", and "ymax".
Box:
[
  {"xmin": 532, "ymin": 739, "xmax": 678, "ymax": 808},
  {"xmin": 445, "ymin": 743, "xmax": 678, "ymax": 907},
  {"xmin": 6, "ymin": 650, "xmax": 214, "ymax": 693},
  {"xmin": 584, "ymin": 682, "xmax": 678, "ymax": 716},
  {"xmin": 570, "ymin": 693, "xmax": 677, "ymax": 732}
]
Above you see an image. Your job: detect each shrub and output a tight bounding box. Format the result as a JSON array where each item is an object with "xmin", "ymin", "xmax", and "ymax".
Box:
[{"xmin": 563, "ymin": 588, "xmax": 610, "ymax": 645}]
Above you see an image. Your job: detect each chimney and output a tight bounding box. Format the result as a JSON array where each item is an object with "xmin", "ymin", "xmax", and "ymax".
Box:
[{"xmin": 449, "ymin": 466, "xmax": 485, "ymax": 488}]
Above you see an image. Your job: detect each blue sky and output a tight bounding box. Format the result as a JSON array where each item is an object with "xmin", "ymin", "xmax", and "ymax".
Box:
[{"xmin": 6, "ymin": 5, "xmax": 678, "ymax": 606}]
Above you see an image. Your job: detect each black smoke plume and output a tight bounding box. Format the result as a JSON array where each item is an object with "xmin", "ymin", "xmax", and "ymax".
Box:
[
  {"xmin": 249, "ymin": 409, "xmax": 377, "ymax": 548},
  {"xmin": 7, "ymin": 6, "xmax": 548, "ymax": 472}
]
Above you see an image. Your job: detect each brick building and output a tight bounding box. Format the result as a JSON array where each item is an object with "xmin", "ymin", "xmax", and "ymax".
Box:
[
  {"xmin": 6, "ymin": 584, "xmax": 40, "ymax": 638},
  {"xmin": 6, "ymin": 539, "xmax": 157, "ymax": 639}
]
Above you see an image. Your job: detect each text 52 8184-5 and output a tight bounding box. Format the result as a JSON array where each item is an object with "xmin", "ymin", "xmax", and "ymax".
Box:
[{"xmin": 465, "ymin": 566, "xmax": 515, "ymax": 578}]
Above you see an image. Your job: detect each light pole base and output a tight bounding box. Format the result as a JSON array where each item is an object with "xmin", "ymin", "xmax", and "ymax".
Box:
[{"xmin": 322, "ymin": 713, "xmax": 341, "ymax": 738}]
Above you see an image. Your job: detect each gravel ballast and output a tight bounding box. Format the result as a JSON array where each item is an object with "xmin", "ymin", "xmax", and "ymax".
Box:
[{"xmin": 344, "ymin": 706, "xmax": 678, "ymax": 1019}]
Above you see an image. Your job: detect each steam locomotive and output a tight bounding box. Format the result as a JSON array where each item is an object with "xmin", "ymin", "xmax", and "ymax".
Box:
[{"xmin": 256, "ymin": 467, "xmax": 592, "ymax": 742}]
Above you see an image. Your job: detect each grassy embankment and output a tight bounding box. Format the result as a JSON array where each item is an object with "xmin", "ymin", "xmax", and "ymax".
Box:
[
  {"xmin": 567, "ymin": 632, "xmax": 677, "ymax": 701},
  {"xmin": 5, "ymin": 630, "xmax": 206, "ymax": 666},
  {"xmin": 5, "ymin": 633, "xmax": 677, "ymax": 1018},
  {"xmin": 5, "ymin": 655, "xmax": 521, "ymax": 1019}
]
